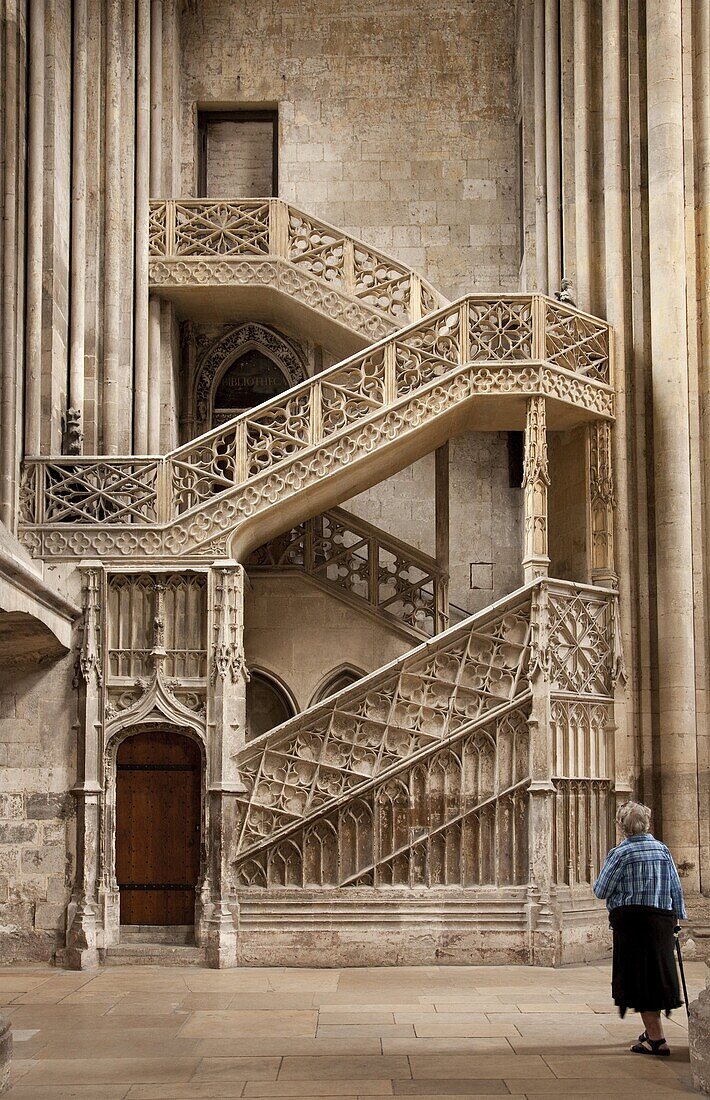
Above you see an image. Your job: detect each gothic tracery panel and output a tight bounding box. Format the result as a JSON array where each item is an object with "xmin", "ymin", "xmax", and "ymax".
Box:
[
  {"xmin": 232, "ymin": 591, "xmax": 532, "ymax": 870},
  {"xmin": 234, "ymin": 707, "xmax": 532, "ymax": 890},
  {"xmin": 21, "ymin": 293, "xmax": 613, "ymax": 556},
  {"xmin": 106, "ymin": 572, "xmax": 207, "ymax": 682},
  {"xmin": 546, "ymin": 588, "xmax": 615, "ymax": 696}
]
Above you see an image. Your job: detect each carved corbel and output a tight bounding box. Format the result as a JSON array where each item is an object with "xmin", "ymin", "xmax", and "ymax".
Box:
[
  {"xmin": 62, "ymin": 406, "xmax": 84, "ymax": 455},
  {"xmin": 610, "ymin": 593, "xmax": 627, "ymax": 688}
]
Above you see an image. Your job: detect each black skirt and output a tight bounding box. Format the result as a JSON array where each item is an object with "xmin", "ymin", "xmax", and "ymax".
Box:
[{"xmin": 609, "ymin": 904, "xmax": 682, "ymax": 1017}]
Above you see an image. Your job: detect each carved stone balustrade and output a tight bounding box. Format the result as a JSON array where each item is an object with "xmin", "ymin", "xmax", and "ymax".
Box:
[
  {"xmin": 19, "ymin": 294, "xmax": 613, "ymax": 565},
  {"xmin": 148, "ymin": 199, "xmax": 446, "ymax": 342},
  {"xmin": 247, "ymin": 506, "xmax": 449, "ymax": 639},
  {"xmin": 227, "ymin": 578, "xmax": 623, "ymax": 965}
]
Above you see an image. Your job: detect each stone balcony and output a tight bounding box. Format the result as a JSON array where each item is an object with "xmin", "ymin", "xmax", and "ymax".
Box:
[{"xmin": 148, "ymin": 198, "xmax": 448, "ymax": 344}]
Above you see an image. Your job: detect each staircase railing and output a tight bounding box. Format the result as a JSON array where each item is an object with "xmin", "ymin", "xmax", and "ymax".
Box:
[
  {"xmin": 247, "ymin": 506, "xmax": 449, "ymax": 638},
  {"xmin": 148, "ymin": 198, "xmax": 446, "ymax": 331},
  {"xmin": 20, "ymin": 293, "xmax": 613, "ymax": 562},
  {"xmin": 232, "ymin": 583, "xmax": 534, "ymax": 884},
  {"xmin": 231, "ymin": 578, "xmax": 620, "ymax": 893}
]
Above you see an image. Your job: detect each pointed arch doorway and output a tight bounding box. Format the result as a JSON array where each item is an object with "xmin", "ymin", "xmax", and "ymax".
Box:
[{"xmin": 116, "ymin": 730, "xmax": 202, "ymax": 925}]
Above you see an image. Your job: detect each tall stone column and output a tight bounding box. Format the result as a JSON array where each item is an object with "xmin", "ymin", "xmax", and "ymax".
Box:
[
  {"xmin": 544, "ymin": 0, "xmax": 562, "ymax": 289},
  {"xmin": 147, "ymin": 0, "xmax": 163, "ymax": 453},
  {"xmin": 102, "ymin": 0, "xmax": 124, "ymax": 454},
  {"xmin": 646, "ymin": 0, "xmax": 700, "ymax": 886},
  {"xmin": 68, "ymin": 0, "xmax": 88, "ymax": 448},
  {"xmin": 522, "ymin": 396, "xmax": 550, "ymax": 583},
  {"xmin": 66, "ymin": 566, "xmax": 103, "ymax": 969},
  {"xmin": 600, "ymin": 0, "xmax": 639, "ymax": 819},
  {"xmin": 0, "ymin": 0, "xmax": 23, "ymax": 527},
  {"xmin": 572, "ymin": 0, "xmax": 592, "ymax": 312},
  {"xmin": 202, "ymin": 563, "xmax": 248, "ymax": 968},
  {"xmin": 685, "ymin": 4, "xmax": 710, "ymax": 1087},
  {"xmin": 533, "ymin": 0, "xmax": 548, "ymax": 290},
  {"xmin": 25, "ymin": 0, "xmax": 45, "ymax": 456},
  {"xmin": 134, "ymin": 0, "xmax": 150, "ymax": 453}
]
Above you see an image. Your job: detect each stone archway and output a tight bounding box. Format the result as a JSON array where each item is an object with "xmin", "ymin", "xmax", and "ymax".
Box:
[
  {"xmin": 246, "ymin": 667, "xmax": 298, "ymax": 741},
  {"xmin": 191, "ymin": 323, "xmax": 309, "ymax": 435},
  {"xmin": 310, "ymin": 664, "xmax": 365, "ymax": 706}
]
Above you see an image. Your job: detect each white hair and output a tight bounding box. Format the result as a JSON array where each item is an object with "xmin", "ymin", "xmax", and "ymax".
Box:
[{"xmin": 616, "ymin": 800, "xmax": 651, "ymax": 837}]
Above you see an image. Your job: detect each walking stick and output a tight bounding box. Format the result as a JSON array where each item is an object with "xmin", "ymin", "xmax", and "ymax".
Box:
[{"xmin": 675, "ymin": 929, "xmax": 690, "ymax": 1016}]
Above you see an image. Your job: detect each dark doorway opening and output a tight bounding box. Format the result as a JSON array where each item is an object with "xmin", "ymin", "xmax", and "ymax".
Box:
[
  {"xmin": 116, "ymin": 730, "xmax": 201, "ymax": 925},
  {"xmin": 197, "ymin": 109, "xmax": 278, "ymax": 197},
  {"xmin": 212, "ymin": 349, "xmax": 289, "ymax": 425}
]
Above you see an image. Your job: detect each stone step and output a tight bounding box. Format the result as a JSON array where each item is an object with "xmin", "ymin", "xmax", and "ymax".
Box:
[
  {"xmin": 102, "ymin": 942, "xmax": 205, "ymax": 967},
  {"xmin": 120, "ymin": 924, "xmax": 195, "ymax": 945}
]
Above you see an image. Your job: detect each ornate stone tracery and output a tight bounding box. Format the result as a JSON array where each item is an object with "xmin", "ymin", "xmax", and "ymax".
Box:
[
  {"xmin": 18, "ymin": 292, "xmax": 613, "ymax": 564},
  {"xmin": 247, "ymin": 505, "xmax": 449, "ymax": 638}
]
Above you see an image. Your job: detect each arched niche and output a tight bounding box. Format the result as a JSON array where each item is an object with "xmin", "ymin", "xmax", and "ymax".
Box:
[
  {"xmin": 190, "ymin": 323, "xmax": 309, "ymax": 435},
  {"xmin": 246, "ymin": 668, "xmax": 298, "ymax": 741},
  {"xmin": 310, "ymin": 664, "xmax": 365, "ymax": 707}
]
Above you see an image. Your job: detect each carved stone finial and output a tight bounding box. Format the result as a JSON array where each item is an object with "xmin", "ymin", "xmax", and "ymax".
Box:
[
  {"xmin": 63, "ymin": 407, "xmax": 84, "ymax": 455},
  {"xmin": 79, "ymin": 569, "xmax": 102, "ymax": 687},
  {"xmin": 152, "ymin": 580, "xmax": 166, "ymax": 654},
  {"xmin": 555, "ymin": 278, "xmax": 576, "ymax": 306}
]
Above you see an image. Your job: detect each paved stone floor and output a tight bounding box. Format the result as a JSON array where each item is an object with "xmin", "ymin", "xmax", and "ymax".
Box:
[{"xmin": 0, "ymin": 960, "xmax": 705, "ymax": 1098}]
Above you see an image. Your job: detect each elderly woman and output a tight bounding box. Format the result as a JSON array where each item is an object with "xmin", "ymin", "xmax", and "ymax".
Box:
[{"xmin": 593, "ymin": 800, "xmax": 686, "ymax": 1056}]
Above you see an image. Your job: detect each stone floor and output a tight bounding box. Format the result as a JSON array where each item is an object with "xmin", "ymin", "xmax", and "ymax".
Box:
[{"xmin": 0, "ymin": 960, "xmax": 705, "ymax": 1098}]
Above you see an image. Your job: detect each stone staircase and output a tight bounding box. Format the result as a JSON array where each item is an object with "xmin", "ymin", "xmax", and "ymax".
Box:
[
  {"xmin": 148, "ymin": 198, "xmax": 447, "ymax": 344},
  {"xmin": 228, "ymin": 577, "xmax": 620, "ymax": 964},
  {"xmin": 19, "ymin": 290, "xmax": 611, "ymax": 565},
  {"xmin": 247, "ymin": 505, "xmax": 449, "ymax": 639},
  {"xmin": 232, "ymin": 584, "xmax": 534, "ymax": 888},
  {"xmin": 38, "ymin": 207, "xmax": 620, "ymax": 967}
]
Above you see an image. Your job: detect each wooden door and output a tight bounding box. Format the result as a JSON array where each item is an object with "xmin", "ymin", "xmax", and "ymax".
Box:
[{"xmin": 116, "ymin": 731, "xmax": 201, "ymax": 925}]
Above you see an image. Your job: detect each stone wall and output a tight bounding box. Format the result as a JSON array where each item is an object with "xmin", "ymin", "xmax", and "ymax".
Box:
[
  {"xmin": 0, "ymin": 658, "xmax": 76, "ymax": 962},
  {"xmin": 245, "ymin": 574, "xmax": 410, "ymax": 711},
  {"xmin": 179, "ymin": 0, "xmax": 519, "ymax": 298},
  {"xmin": 203, "ymin": 117, "xmax": 275, "ymax": 196},
  {"xmin": 548, "ymin": 428, "xmax": 589, "ymax": 584},
  {"xmin": 346, "ymin": 432, "xmax": 523, "ymax": 613}
]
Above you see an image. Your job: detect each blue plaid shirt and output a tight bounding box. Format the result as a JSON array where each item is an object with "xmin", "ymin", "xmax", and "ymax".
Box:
[{"xmin": 593, "ymin": 833, "xmax": 686, "ymax": 918}]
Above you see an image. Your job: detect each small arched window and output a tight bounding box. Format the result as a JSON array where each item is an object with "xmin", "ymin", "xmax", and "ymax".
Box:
[
  {"xmin": 246, "ymin": 670, "xmax": 297, "ymax": 741},
  {"xmin": 310, "ymin": 666, "xmax": 364, "ymax": 707},
  {"xmin": 212, "ymin": 349, "xmax": 289, "ymax": 426}
]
